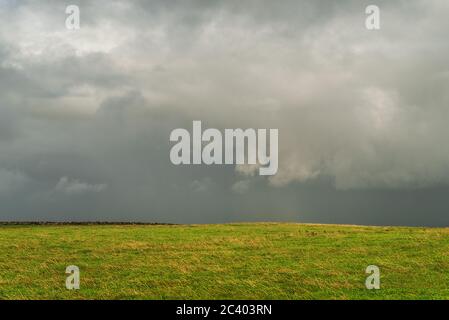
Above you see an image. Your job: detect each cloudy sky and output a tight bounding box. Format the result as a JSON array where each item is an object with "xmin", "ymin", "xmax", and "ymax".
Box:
[{"xmin": 0, "ymin": 0, "xmax": 448, "ymax": 225}]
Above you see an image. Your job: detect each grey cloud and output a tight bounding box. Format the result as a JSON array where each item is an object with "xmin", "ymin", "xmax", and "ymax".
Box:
[
  {"xmin": 0, "ymin": 169, "xmax": 30, "ymax": 195},
  {"xmin": 0, "ymin": 0, "xmax": 448, "ymax": 225}
]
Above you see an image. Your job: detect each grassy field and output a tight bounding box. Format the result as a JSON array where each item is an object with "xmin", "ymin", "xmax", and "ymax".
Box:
[{"xmin": 0, "ymin": 223, "xmax": 448, "ymax": 299}]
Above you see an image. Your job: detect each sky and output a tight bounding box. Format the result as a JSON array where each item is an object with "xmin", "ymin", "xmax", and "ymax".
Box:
[{"xmin": 0, "ymin": 0, "xmax": 448, "ymax": 225}]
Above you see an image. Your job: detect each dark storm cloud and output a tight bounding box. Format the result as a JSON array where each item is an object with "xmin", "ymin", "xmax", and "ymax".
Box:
[{"xmin": 0, "ymin": 0, "xmax": 448, "ymax": 225}]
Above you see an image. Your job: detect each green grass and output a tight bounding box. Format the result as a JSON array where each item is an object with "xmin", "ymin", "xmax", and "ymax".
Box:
[{"xmin": 0, "ymin": 223, "xmax": 448, "ymax": 299}]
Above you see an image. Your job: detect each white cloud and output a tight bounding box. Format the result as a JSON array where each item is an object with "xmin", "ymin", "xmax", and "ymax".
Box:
[
  {"xmin": 231, "ymin": 180, "xmax": 251, "ymax": 194},
  {"xmin": 54, "ymin": 177, "xmax": 107, "ymax": 195}
]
